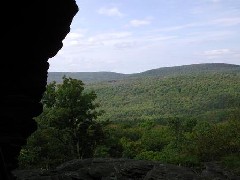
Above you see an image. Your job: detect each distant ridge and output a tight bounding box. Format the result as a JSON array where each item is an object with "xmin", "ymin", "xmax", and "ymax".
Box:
[
  {"xmin": 47, "ymin": 63, "xmax": 240, "ymax": 84},
  {"xmin": 47, "ymin": 71, "xmax": 127, "ymax": 84},
  {"xmin": 129, "ymin": 63, "xmax": 240, "ymax": 78}
]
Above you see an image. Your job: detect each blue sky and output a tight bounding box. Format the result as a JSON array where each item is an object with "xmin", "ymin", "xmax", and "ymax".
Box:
[{"xmin": 49, "ymin": 0, "xmax": 240, "ymax": 74}]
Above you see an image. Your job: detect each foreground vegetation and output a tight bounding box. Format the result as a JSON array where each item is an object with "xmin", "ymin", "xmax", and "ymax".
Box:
[{"xmin": 19, "ymin": 64, "xmax": 240, "ymax": 175}]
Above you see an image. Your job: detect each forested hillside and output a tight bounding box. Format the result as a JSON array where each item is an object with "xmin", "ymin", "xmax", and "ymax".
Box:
[
  {"xmin": 86, "ymin": 67, "xmax": 240, "ymax": 124},
  {"xmin": 47, "ymin": 63, "xmax": 240, "ymax": 123}
]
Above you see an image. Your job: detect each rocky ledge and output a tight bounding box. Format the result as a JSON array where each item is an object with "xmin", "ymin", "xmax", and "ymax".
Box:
[{"xmin": 13, "ymin": 158, "xmax": 239, "ymax": 180}]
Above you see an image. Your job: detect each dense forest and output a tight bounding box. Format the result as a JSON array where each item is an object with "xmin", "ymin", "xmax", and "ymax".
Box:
[
  {"xmin": 19, "ymin": 63, "xmax": 240, "ymax": 175},
  {"xmin": 88, "ymin": 72, "xmax": 240, "ymax": 123}
]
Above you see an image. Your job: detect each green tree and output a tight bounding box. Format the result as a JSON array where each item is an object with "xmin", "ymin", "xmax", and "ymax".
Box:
[
  {"xmin": 45, "ymin": 77, "xmax": 104, "ymax": 159},
  {"xmin": 19, "ymin": 77, "xmax": 104, "ymax": 169}
]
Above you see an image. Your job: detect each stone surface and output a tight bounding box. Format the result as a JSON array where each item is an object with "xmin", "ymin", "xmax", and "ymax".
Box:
[
  {"xmin": 12, "ymin": 158, "xmax": 240, "ymax": 180},
  {"xmin": 0, "ymin": 0, "xmax": 78, "ymax": 179}
]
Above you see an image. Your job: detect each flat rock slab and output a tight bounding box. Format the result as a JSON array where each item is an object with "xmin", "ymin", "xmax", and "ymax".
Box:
[{"xmin": 13, "ymin": 158, "xmax": 240, "ymax": 180}]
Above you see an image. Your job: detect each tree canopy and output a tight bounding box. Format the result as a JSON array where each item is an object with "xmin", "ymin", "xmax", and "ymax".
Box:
[{"xmin": 19, "ymin": 77, "xmax": 104, "ymax": 169}]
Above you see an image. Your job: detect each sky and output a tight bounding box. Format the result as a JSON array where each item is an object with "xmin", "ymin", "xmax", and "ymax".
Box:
[{"xmin": 48, "ymin": 0, "xmax": 240, "ymax": 74}]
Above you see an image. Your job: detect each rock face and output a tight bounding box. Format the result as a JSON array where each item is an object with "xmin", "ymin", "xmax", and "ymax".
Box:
[
  {"xmin": 12, "ymin": 158, "xmax": 240, "ymax": 180},
  {"xmin": 0, "ymin": 1, "xmax": 78, "ymax": 179}
]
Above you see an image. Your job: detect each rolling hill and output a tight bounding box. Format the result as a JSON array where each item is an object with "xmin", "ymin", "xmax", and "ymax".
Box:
[
  {"xmin": 47, "ymin": 63, "xmax": 240, "ymax": 84},
  {"xmin": 48, "ymin": 63, "xmax": 240, "ymax": 123},
  {"xmin": 47, "ymin": 71, "xmax": 127, "ymax": 84}
]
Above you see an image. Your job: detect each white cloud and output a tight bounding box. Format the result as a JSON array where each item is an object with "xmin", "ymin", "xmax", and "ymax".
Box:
[
  {"xmin": 154, "ymin": 17, "xmax": 240, "ymax": 34},
  {"xmin": 210, "ymin": 0, "xmax": 221, "ymax": 3},
  {"xmin": 213, "ymin": 17, "xmax": 240, "ymax": 26},
  {"xmin": 114, "ymin": 41, "xmax": 136, "ymax": 49},
  {"xmin": 129, "ymin": 19, "xmax": 151, "ymax": 27},
  {"xmin": 157, "ymin": 23, "xmax": 200, "ymax": 32},
  {"xmin": 97, "ymin": 7, "xmax": 124, "ymax": 17},
  {"xmin": 62, "ymin": 29, "xmax": 88, "ymax": 47},
  {"xmin": 202, "ymin": 49, "xmax": 234, "ymax": 59},
  {"xmin": 87, "ymin": 32, "xmax": 132, "ymax": 45},
  {"xmin": 203, "ymin": 49, "xmax": 231, "ymax": 56},
  {"xmin": 66, "ymin": 32, "xmax": 84, "ymax": 39}
]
